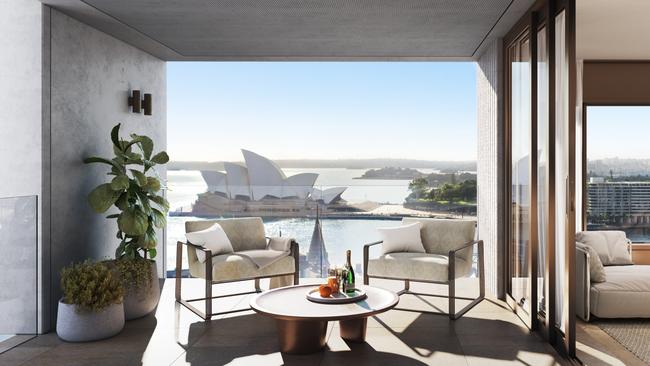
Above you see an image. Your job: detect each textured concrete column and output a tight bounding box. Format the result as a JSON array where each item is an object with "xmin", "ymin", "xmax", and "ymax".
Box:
[{"xmin": 476, "ymin": 39, "xmax": 505, "ymax": 299}]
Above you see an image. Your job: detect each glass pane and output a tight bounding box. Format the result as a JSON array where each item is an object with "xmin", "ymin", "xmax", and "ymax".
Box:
[
  {"xmin": 166, "ymin": 63, "xmax": 479, "ymax": 278},
  {"xmin": 0, "ymin": 196, "xmax": 38, "ymax": 352},
  {"xmin": 555, "ymin": 10, "xmax": 568, "ymax": 331},
  {"xmin": 537, "ymin": 26, "xmax": 549, "ymax": 318},
  {"xmin": 509, "ymin": 33, "xmax": 532, "ymax": 315},
  {"xmin": 586, "ymin": 106, "xmax": 650, "ymax": 241}
]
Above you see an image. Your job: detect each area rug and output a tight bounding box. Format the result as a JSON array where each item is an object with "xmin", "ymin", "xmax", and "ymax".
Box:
[{"xmin": 595, "ymin": 319, "xmax": 650, "ymax": 364}]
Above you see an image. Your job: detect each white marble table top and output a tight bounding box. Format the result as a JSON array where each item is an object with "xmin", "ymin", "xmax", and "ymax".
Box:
[{"xmin": 250, "ymin": 284, "xmax": 399, "ymax": 321}]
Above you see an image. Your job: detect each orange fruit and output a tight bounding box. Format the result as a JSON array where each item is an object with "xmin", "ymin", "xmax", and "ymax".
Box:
[{"xmin": 319, "ymin": 284, "xmax": 332, "ymax": 298}]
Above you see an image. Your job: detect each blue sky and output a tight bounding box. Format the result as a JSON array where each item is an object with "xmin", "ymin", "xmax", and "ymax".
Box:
[
  {"xmin": 587, "ymin": 106, "xmax": 650, "ymax": 160},
  {"xmin": 168, "ymin": 62, "xmax": 477, "ymax": 162}
]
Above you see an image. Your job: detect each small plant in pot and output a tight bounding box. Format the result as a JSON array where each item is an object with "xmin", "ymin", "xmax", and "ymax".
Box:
[
  {"xmin": 57, "ymin": 261, "xmax": 124, "ymax": 342},
  {"xmin": 84, "ymin": 123, "xmax": 169, "ymax": 320}
]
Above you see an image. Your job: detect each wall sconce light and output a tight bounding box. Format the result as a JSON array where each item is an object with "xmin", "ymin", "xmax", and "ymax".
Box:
[{"xmin": 128, "ymin": 90, "xmax": 152, "ymax": 116}]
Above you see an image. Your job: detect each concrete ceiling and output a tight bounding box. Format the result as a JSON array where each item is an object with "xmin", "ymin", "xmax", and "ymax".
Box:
[
  {"xmin": 41, "ymin": 0, "xmax": 534, "ymax": 61},
  {"xmin": 577, "ymin": 0, "xmax": 650, "ymax": 60}
]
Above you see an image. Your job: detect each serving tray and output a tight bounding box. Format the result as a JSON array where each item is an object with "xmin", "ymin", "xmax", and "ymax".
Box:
[{"xmin": 306, "ymin": 287, "xmax": 367, "ymax": 304}]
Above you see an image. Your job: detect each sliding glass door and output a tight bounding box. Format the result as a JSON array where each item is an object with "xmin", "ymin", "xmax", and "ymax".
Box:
[
  {"xmin": 504, "ymin": 0, "xmax": 576, "ymax": 356},
  {"xmin": 507, "ymin": 29, "xmax": 535, "ymax": 325}
]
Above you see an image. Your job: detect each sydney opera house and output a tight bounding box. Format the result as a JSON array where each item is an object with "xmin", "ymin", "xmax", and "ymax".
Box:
[{"xmin": 192, "ymin": 150, "xmax": 347, "ymax": 217}]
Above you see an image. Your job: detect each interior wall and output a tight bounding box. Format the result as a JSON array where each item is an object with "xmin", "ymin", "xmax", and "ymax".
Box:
[
  {"xmin": 583, "ymin": 62, "xmax": 650, "ymax": 105},
  {"xmin": 0, "ymin": 0, "xmax": 46, "ymax": 333},
  {"xmin": 48, "ymin": 9, "xmax": 166, "ymax": 322},
  {"xmin": 476, "ymin": 38, "xmax": 505, "ymax": 298}
]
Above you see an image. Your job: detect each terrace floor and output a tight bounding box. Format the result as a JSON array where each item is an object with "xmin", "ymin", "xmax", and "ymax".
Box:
[{"xmin": 0, "ymin": 278, "xmax": 567, "ymax": 366}]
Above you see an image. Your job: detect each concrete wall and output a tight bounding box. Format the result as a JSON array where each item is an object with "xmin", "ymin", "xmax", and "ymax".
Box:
[
  {"xmin": 0, "ymin": 0, "xmax": 46, "ymax": 333},
  {"xmin": 48, "ymin": 9, "xmax": 166, "ymax": 321},
  {"xmin": 476, "ymin": 39, "xmax": 505, "ymax": 298}
]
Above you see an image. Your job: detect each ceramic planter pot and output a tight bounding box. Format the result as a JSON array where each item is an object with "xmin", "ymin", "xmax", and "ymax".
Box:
[
  {"xmin": 123, "ymin": 261, "xmax": 160, "ymax": 320},
  {"xmin": 56, "ymin": 300, "xmax": 124, "ymax": 342}
]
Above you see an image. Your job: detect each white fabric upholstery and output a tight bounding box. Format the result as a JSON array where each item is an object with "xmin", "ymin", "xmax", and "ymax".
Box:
[
  {"xmin": 185, "ymin": 223, "xmax": 234, "ymax": 263},
  {"xmin": 367, "ymin": 218, "xmax": 476, "ymax": 283},
  {"xmin": 237, "ymin": 249, "xmax": 290, "ymax": 269},
  {"xmin": 188, "ymin": 251, "xmax": 295, "ymax": 282},
  {"xmin": 402, "ymin": 217, "xmax": 475, "ymax": 263},
  {"xmin": 590, "ymin": 265, "xmax": 650, "ymax": 318},
  {"xmin": 267, "ymin": 236, "xmax": 293, "ymax": 252},
  {"xmin": 377, "ymin": 222, "xmax": 425, "ymax": 254},
  {"xmin": 576, "ymin": 242, "xmax": 606, "ymax": 283},
  {"xmin": 367, "ymin": 252, "xmax": 471, "ymax": 282},
  {"xmin": 185, "ymin": 218, "xmax": 267, "ymax": 252},
  {"xmin": 576, "ymin": 231, "xmax": 633, "ymax": 266},
  {"xmin": 185, "ymin": 218, "xmax": 295, "ymax": 281}
]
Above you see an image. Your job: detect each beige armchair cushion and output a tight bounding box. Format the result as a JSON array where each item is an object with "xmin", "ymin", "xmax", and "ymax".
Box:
[
  {"xmin": 402, "ymin": 218, "xmax": 476, "ymax": 263},
  {"xmin": 188, "ymin": 251, "xmax": 295, "ymax": 282},
  {"xmin": 367, "ymin": 252, "xmax": 472, "ymax": 282},
  {"xmin": 576, "ymin": 231, "xmax": 633, "ymax": 266},
  {"xmin": 185, "ymin": 217, "xmax": 267, "ymax": 252}
]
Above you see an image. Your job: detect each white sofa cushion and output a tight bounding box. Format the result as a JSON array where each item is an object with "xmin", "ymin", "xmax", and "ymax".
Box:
[
  {"xmin": 576, "ymin": 231, "xmax": 633, "ymax": 266},
  {"xmin": 188, "ymin": 251, "xmax": 295, "ymax": 282},
  {"xmin": 185, "ymin": 223, "xmax": 234, "ymax": 263},
  {"xmin": 576, "ymin": 242, "xmax": 606, "ymax": 283},
  {"xmin": 367, "ymin": 252, "xmax": 471, "ymax": 282},
  {"xmin": 590, "ymin": 265, "xmax": 650, "ymax": 318},
  {"xmin": 377, "ymin": 222, "xmax": 425, "ymax": 255}
]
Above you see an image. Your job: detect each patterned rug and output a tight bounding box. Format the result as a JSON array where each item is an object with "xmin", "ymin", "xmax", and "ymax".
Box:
[{"xmin": 595, "ymin": 319, "xmax": 650, "ymax": 364}]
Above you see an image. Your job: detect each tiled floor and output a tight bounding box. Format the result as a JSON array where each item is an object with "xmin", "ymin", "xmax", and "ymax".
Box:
[{"xmin": 0, "ymin": 278, "xmax": 568, "ymax": 366}]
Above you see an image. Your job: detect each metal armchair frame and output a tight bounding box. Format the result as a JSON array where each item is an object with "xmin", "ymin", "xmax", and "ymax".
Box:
[
  {"xmin": 363, "ymin": 239, "xmax": 485, "ymax": 320},
  {"xmin": 175, "ymin": 239, "xmax": 300, "ymax": 321}
]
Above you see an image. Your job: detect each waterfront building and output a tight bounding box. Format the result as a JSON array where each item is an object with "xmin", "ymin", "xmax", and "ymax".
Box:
[{"xmin": 588, "ymin": 181, "xmax": 650, "ymax": 225}]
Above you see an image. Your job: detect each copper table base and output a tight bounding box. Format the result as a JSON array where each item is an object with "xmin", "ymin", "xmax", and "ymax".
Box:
[{"xmin": 276, "ymin": 317, "xmax": 368, "ymax": 354}]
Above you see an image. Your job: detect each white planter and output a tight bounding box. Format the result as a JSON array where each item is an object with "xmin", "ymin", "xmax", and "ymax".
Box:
[
  {"xmin": 123, "ymin": 261, "xmax": 160, "ymax": 320},
  {"xmin": 56, "ymin": 300, "xmax": 124, "ymax": 342}
]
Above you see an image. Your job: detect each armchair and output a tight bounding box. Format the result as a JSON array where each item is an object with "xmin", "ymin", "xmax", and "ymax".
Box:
[
  {"xmin": 363, "ymin": 218, "xmax": 484, "ymax": 319},
  {"xmin": 175, "ymin": 217, "xmax": 299, "ymax": 321}
]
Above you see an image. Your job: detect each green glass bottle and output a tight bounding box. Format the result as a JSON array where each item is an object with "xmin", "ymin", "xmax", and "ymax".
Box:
[{"xmin": 344, "ymin": 250, "xmax": 356, "ymax": 293}]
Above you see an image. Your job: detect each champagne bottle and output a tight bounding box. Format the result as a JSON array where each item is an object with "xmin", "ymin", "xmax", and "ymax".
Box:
[{"xmin": 344, "ymin": 250, "xmax": 356, "ymax": 293}]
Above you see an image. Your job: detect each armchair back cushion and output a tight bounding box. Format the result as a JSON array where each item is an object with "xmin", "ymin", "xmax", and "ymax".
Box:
[
  {"xmin": 185, "ymin": 217, "xmax": 267, "ymax": 253},
  {"xmin": 575, "ymin": 231, "xmax": 633, "ymax": 266},
  {"xmin": 401, "ymin": 218, "xmax": 476, "ymax": 263}
]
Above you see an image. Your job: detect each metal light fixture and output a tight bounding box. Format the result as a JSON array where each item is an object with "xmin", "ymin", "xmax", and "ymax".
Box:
[{"xmin": 128, "ymin": 90, "xmax": 152, "ymax": 116}]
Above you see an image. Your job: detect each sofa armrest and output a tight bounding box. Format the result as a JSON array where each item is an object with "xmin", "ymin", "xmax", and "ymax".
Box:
[{"xmin": 576, "ymin": 245, "xmax": 590, "ymax": 321}]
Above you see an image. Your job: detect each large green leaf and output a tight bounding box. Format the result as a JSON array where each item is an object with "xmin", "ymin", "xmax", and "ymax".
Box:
[
  {"xmin": 144, "ymin": 177, "xmax": 161, "ymax": 193},
  {"xmin": 130, "ymin": 134, "xmax": 154, "ymax": 160},
  {"xmin": 147, "ymin": 247, "xmax": 157, "ymax": 259},
  {"xmin": 150, "ymin": 151, "xmax": 169, "ymax": 165},
  {"xmin": 117, "ymin": 207, "xmax": 148, "ymax": 236},
  {"xmin": 138, "ymin": 226, "xmax": 157, "ymax": 249},
  {"xmin": 115, "ymin": 192, "xmax": 128, "ymax": 211},
  {"xmin": 150, "ymin": 195, "xmax": 170, "ymax": 211},
  {"xmin": 110, "ymin": 175, "xmax": 130, "ymax": 191},
  {"xmin": 110, "ymin": 124, "xmax": 121, "ymax": 148},
  {"xmin": 151, "ymin": 208, "xmax": 166, "ymax": 228},
  {"xmin": 88, "ymin": 183, "xmax": 121, "ymax": 213},
  {"xmin": 130, "ymin": 170, "xmax": 147, "ymax": 186},
  {"xmin": 84, "ymin": 156, "xmax": 123, "ymax": 174},
  {"xmin": 136, "ymin": 191, "xmax": 152, "ymax": 214}
]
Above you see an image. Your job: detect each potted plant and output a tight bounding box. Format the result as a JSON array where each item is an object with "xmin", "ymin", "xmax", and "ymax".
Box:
[
  {"xmin": 57, "ymin": 261, "xmax": 124, "ymax": 342},
  {"xmin": 84, "ymin": 123, "xmax": 169, "ymax": 319}
]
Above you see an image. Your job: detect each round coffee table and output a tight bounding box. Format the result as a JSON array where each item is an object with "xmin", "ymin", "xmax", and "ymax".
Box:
[{"xmin": 249, "ymin": 284, "xmax": 398, "ymax": 354}]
